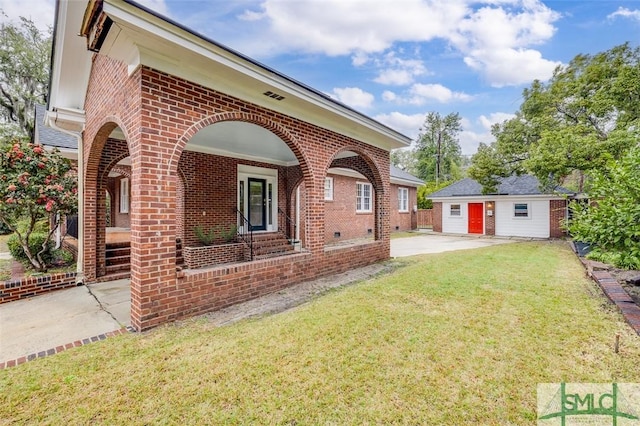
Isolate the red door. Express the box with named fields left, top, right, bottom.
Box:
left=468, top=203, right=484, bottom=234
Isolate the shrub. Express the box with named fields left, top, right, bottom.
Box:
left=194, top=224, right=238, bottom=246
left=7, top=232, right=54, bottom=265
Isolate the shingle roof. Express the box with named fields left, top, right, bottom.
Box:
left=390, top=165, right=423, bottom=186
left=428, top=175, right=574, bottom=198
left=34, top=104, right=78, bottom=150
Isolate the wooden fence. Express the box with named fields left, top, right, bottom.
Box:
left=417, top=209, right=433, bottom=228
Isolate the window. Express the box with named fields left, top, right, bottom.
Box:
left=514, top=203, right=529, bottom=218
left=119, top=178, right=129, bottom=214
left=324, top=177, right=333, bottom=201
left=450, top=204, right=461, bottom=216
left=398, top=187, right=408, bottom=212
left=356, top=182, right=372, bottom=212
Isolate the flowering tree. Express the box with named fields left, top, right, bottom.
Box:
left=0, top=138, right=77, bottom=271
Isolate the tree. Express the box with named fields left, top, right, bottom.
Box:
left=414, top=112, right=463, bottom=184
left=0, top=15, right=51, bottom=139
left=469, top=43, right=640, bottom=193
left=390, top=148, right=417, bottom=175
left=0, top=139, right=77, bottom=271
left=567, top=146, right=640, bottom=269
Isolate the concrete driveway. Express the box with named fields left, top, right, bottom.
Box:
left=391, top=232, right=517, bottom=257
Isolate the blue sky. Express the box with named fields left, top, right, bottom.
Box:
left=2, top=0, right=639, bottom=155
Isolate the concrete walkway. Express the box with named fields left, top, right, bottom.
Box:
left=0, top=280, right=130, bottom=365
left=0, top=233, right=518, bottom=367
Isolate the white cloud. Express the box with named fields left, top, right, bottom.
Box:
left=330, top=87, right=375, bottom=109
left=243, top=0, right=468, bottom=56
left=0, top=0, right=55, bottom=32
left=371, top=52, right=427, bottom=86
left=409, top=83, right=473, bottom=104
left=236, top=0, right=561, bottom=86
left=478, top=112, right=515, bottom=130
left=374, top=112, right=425, bottom=140
left=382, top=91, right=397, bottom=102
left=608, top=7, right=640, bottom=22
left=464, top=47, right=561, bottom=87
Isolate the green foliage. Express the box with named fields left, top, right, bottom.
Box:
left=418, top=180, right=455, bottom=209
left=0, top=220, right=10, bottom=235
left=194, top=224, right=238, bottom=246
left=390, top=148, right=417, bottom=176
left=7, top=232, right=53, bottom=264
left=0, top=139, right=78, bottom=271
left=0, top=15, right=51, bottom=138
left=567, top=146, right=640, bottom=270
left=414, top=112, right=463, bottom=183
left=470, top=43, right=640, bottom=193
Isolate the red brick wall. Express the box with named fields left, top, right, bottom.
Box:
left=157, top=241, right=389, bottom=329
left=183, top=243, right=247, bottom=269
left=432, top=202, right=443, bottom=232
left=325, top=173, right=375, bottom=242
left=1, top=273, right=78, bottom=304
left=550, top=199, right=567, bottom=238
left=389, top=184, right=417, bottom=232
left=83, top=55, right=392, bottom=330
left=485, top=201, right=495, bottom=236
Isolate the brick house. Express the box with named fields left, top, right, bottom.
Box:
left=428, top=175, right=573, bottom=239
left=46, top=0, right=412, bottom=330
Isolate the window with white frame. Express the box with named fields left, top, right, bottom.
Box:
left=119, top=178, right=129, bottom=214
left=514, top=203, right=529, bottom=218
left=398, top=187, right=409, bottom=212
left=356, top=182, right=372, bottom=212
left=450, top=204, right=461, bottom=216
left=324, top=177, right=334, bottom=201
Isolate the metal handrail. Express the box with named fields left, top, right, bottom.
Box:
left=278, top=207, right=297, bottom=244
left=235, top=209, right=253, bottom=260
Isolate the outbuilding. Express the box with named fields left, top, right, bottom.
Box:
left=428, top=175, right=573, bottom=239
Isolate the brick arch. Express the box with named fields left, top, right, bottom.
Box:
left=326, top=147, right=384, bottom=193
left=326, top=147, right=387, bottom=241
left=168, top=112, right=313, bottom=183
left=84, top=119, right=132, bottom=281
left=110, top=165, right=131, bottom=179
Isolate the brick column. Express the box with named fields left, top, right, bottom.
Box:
left=129, top=139, right=178, bottom=331
left=549, top=199, right=567, bottom=238
left=433, top=202, right=443, bottom=232
left=485, top=200, right=495, bottom=236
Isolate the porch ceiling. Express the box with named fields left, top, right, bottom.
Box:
left=185, top=122, right=297, bottom=166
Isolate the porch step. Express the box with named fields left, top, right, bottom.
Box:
left=251, top=232, right=295, bottom=258
left=106, top=263, right=130, bottom=275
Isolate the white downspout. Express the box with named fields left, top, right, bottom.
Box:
left=47, top=114, right=84, bottom=284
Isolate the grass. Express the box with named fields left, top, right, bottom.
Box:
left=1, top=242, right=639, bottom=424
left=0, top=234, right=9, bottom=253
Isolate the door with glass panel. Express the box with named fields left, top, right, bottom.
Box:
left=248, top=178, right=267, bottom=231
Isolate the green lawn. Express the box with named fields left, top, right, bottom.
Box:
left=1, top=242, right=639, bottom=424
left=0, top=234, right=9, bottom=253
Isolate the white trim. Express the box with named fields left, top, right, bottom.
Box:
left=324, top=177, right=334, bottom=201
left=237, top=164, right=278, bottom=232
left=119, top=178, right=130, bottom=213
left=356, top=181, right=372, bottom=213
left=186, top=143, right=296, bottom=167
left=398, top=187, right=409, bottom=212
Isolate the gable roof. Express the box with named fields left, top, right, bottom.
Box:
left=390, top=165, right=423, bottom=187
left=428, top=175, right=574, bottom=198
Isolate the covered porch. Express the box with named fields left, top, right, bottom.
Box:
left=49, top=1, right=410, bottom=330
